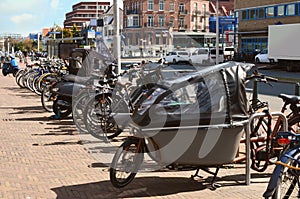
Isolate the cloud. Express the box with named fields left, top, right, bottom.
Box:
left=10, top=13, right=35, bottom=24
left=50, top=0, right=60, bottom=9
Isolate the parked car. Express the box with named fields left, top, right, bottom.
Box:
left=163, top=50, right=190, bottom=64
left=223, top=46, right=235, bottom=61
left=254, top=48, right=277, bottom=63
left=210, top=48, right=225, bottom=63
left=189, top=48, right=224, bottom=66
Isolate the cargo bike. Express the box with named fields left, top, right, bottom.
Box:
left=109, top=62, right=253, bottom=188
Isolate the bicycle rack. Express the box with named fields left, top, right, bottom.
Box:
left=245, top=111, right=288, bottom=185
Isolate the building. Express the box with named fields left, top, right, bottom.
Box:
left=99, top=5, right=123, bottom=52
left=63, top=1, right=111, bottom=29
left=235, top=0, right=300, bottom=60
left=122, top=0, right=234, bottom=57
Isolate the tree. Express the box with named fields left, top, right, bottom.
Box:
left=72, top=24, right=80, bottom=37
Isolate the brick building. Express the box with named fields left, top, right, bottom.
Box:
left=235, top=0, right=300, bottom=59
left=122, top=0, right=234, bottom=57
left=63, top=1, right=111, bottom=29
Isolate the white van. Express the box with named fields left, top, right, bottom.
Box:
left=163, top=51, right=190, bottom=64
left=189, top=48, right=224, bottom=66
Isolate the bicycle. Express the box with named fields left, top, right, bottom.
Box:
left=234, top=72, right=300, bottom=172
left=263, top=131, right=300, bottom=198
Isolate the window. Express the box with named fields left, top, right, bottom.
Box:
left=266, top=7, right=275, bottom=18
left=133, top=16, right=139, bottom=27
left=194, top=3, right=197, bottom=12
left=135, top=33, right=139, bottom=45
left=241, top=10, right=248, bottom=20
left=148, top=15, right=154, bottom=27
left=277, top=5, right=285, bottom=17
left=158, top=15, right=165, bottom=26
left=257, top=8, right=264, bottom=19
left=159, top=0, right=164, bottom=11
left=156, top=36, right=160, bottom=45
left=249, top=9, right=256, bottom=19
left=169, top=18, right=174, bottom=27
left=179, top=18, right=184, bottom=27
left=179, top=3, right=184, bottom=12
left=162, top=37, right=167, bottom=45
left=148, top=0, right=153, bottom=11
left=170, top=2, right=174, bottom=11
left=286, top=4, right=296, bottom=16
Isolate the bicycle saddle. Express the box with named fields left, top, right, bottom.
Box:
left=278, top=93, right=300, bottom=105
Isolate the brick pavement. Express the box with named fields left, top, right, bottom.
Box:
left=0, top=68, right=279, bottom=199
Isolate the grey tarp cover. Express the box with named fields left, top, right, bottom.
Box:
left=132, top=61, right=254, bottom=127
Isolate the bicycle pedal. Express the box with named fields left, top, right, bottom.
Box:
left=256, top=150, right=268, bottom=161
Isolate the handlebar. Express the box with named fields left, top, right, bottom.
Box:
left=245, top=73, right=278, bottom=83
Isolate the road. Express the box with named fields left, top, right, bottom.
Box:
left=163, top=62, right=300, bottom=96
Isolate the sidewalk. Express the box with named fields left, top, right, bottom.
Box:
left=0, top=73, right=280, bottom=199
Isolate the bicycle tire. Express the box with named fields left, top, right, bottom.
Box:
left=287, top=114, right=300, bottom=134
left=26, top=72, right=37, bottom=92
left=32, top=76, right=42, bottom=95
left=72, top=92, right=93, bottom=133
left=250, top=117, right=270, bottom=172
left=15, top=69, right=25, bottom=88
left=53, top=98, right=72, bottom=118
left=272, top=150, right=300, bottom=199
left=41, top=85, right=54, bottom=112
left=109, top=138, right=144, bottom=188
left=83, top=94, right=122, bottom=140
left=37, top=73, right=58, bottom=93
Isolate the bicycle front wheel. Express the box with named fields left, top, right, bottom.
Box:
left=110, top=138, right=144, bottom=188
left=273, top=150, right=300, bottom=199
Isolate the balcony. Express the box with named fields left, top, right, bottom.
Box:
left=178, top=25, right=188, bottom=30
left=193, top=25, right=202, bottom=31
left=126, top=10, right=141, bottom=15
left=179, top=10, right=188, bottom=15
left=192, top=10, right=202, bottom=16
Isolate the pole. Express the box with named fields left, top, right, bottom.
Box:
left=37, top=33, right=40, bottom=51
left=215, top=0, right=219, bottom=64
left=113, top=0, right=121, bottom=74
left=7, top=40, right=9, bottom=54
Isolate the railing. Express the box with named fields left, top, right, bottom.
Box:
left=179, top=10, right=188, bottom=15
left=126, top=10, right=141, bottom=15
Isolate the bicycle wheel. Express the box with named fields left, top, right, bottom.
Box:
left=15, top=69, right=25, bottom=88
left=26, top=72, right=37, bottom=92
left=84, top=95, right=122, bottom=140
left=41, top=85, right=54, bottom=112
left=37, top=73, right=58, bottom=93
left=110, top=138, right=144, bottom=188
left=273, top=150, right=300, bottom=199
left=72, top=92, right=92, bottom=133
left=288, top=115, right=300, bottom=134
left=250, top=117, right=270, bottom=172
left=32, top=76, right=42, bottom=95
left=53, top=98, right=72, bottom=118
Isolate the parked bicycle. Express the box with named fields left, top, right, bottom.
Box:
left=234, top=72, right=300, bottom=172
left=263, top=131, right=300, bottom=198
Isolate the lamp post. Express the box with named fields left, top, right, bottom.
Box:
left=215, top=0, right=219, bottom=64
left=113, top=0, right=121, bottom=73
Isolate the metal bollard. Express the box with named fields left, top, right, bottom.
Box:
left=295, top=83, right=300, bottom=96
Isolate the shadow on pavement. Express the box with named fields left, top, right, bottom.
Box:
left=51, top=172, right=272, bottom=198
left=51, top=176, right=205, bottom=199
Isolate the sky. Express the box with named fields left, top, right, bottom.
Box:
left=0, top=0, right=121, bottom=37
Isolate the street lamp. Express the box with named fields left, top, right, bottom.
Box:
left=215, top=0, right=219, bottom=64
